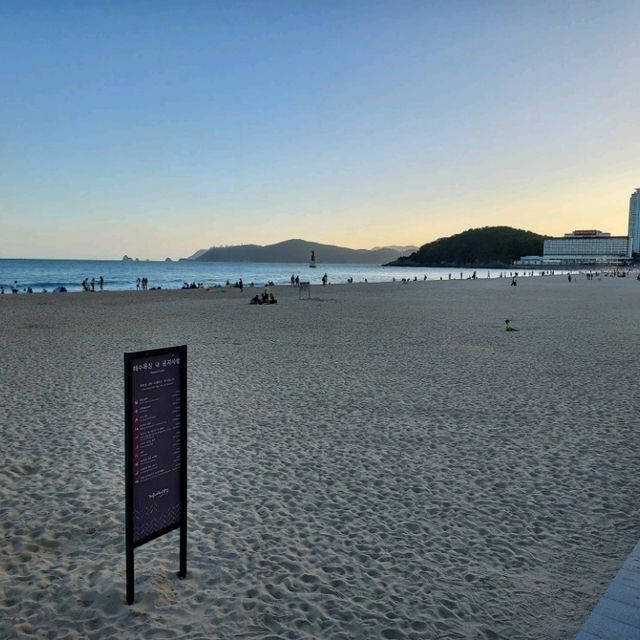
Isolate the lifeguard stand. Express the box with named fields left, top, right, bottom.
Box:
left=298, top=281, right=311, bottom=299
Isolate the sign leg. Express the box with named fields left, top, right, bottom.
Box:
left=178, top=521, right=187, bottom=579
left=126, top=545, right=135, bottom=604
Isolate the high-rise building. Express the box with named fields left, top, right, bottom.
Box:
left=629, top=188, right=640, bottom=254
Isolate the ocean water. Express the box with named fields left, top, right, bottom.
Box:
left=0, top=259, right=554, bottom=293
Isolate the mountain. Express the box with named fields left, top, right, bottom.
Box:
left=372, top=245, right=418, bottom=253
left=184, top=248, right=208, bottom=260
left=384, top=226, right=548, bottom=267
left=192, top=239, right=411, bottom=264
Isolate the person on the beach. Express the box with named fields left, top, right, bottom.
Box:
left=568, top=274, right=572, bottom=282
left=322, top=273, right=328, bottom=286
left=511, top=277, right=517, bottom=286
left=99, top=275, right=104, bottom=291
left=504, top=319, right=518, bottom=332
left=11, top=281, right=18, bottom=294
left=91, top=277, right=95, bottom=292
left=239, top=278, right=243, bottom=292
left=291, top=275, right=295, bottom=287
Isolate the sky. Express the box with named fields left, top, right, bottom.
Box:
left=1, top=0, right=639, bottom=260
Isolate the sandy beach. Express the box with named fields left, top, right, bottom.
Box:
left=1, top=275, right=639, bottom=639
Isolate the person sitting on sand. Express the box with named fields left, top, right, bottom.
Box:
left=249, top=294, right=261, bottom=305
left=269, top=293, right=277, bottom=304
left=504, top=319, right=518, bottom=332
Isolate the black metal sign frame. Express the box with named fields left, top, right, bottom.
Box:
left=124, top=345, right=187, bottom=605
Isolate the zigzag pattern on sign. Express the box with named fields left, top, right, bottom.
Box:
left=134, top=503, right=181, bottom=542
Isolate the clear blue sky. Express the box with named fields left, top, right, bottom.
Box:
left=2, top=1, right=639, bottom=259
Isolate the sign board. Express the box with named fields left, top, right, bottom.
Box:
left=124, top=345, right=187, bottom=605
left=299, top=281, right=311, bottom=299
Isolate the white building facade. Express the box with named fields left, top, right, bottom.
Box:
left=629, top=188, right=640, bottom=254
left=542, top=230, right=632, bottom=266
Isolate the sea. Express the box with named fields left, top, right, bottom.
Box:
left=0, top=259, right=558, bottom=293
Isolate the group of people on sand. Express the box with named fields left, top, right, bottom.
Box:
left=136, top=277, right=149, bottom=290
left=82, top=276, right=104, bottom=292
left=1, top=281, right=24, bottom=294
left=250, top=291, right=278, bottom=305
left=182, top=281, right=202, bottom=289
left=225, top=279, right=274, bottom=291
left=290, top=273, right=330, bottom=286
left=2, top=281, right=66, bottom=294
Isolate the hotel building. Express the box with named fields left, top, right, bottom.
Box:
left=517, top=230, right=632, bottom=266
left=629, top=188, right=640, bottom=254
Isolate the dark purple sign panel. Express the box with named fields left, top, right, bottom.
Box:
left=126, top=347, right=186, bottom=546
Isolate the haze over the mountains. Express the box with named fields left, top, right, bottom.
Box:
left=184, top=240, right=417, bottom=264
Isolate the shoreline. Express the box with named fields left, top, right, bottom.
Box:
left=0, top=269, right=596, bottom=297
left=0, top=259, right=591, bottom=295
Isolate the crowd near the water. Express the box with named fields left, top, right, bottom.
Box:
left=81, top=276, right=104, bottom=292
left=2, top=268, right=639, bottom=295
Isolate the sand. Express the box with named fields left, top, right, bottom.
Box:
left=1, top=275, right=639, bottom=639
